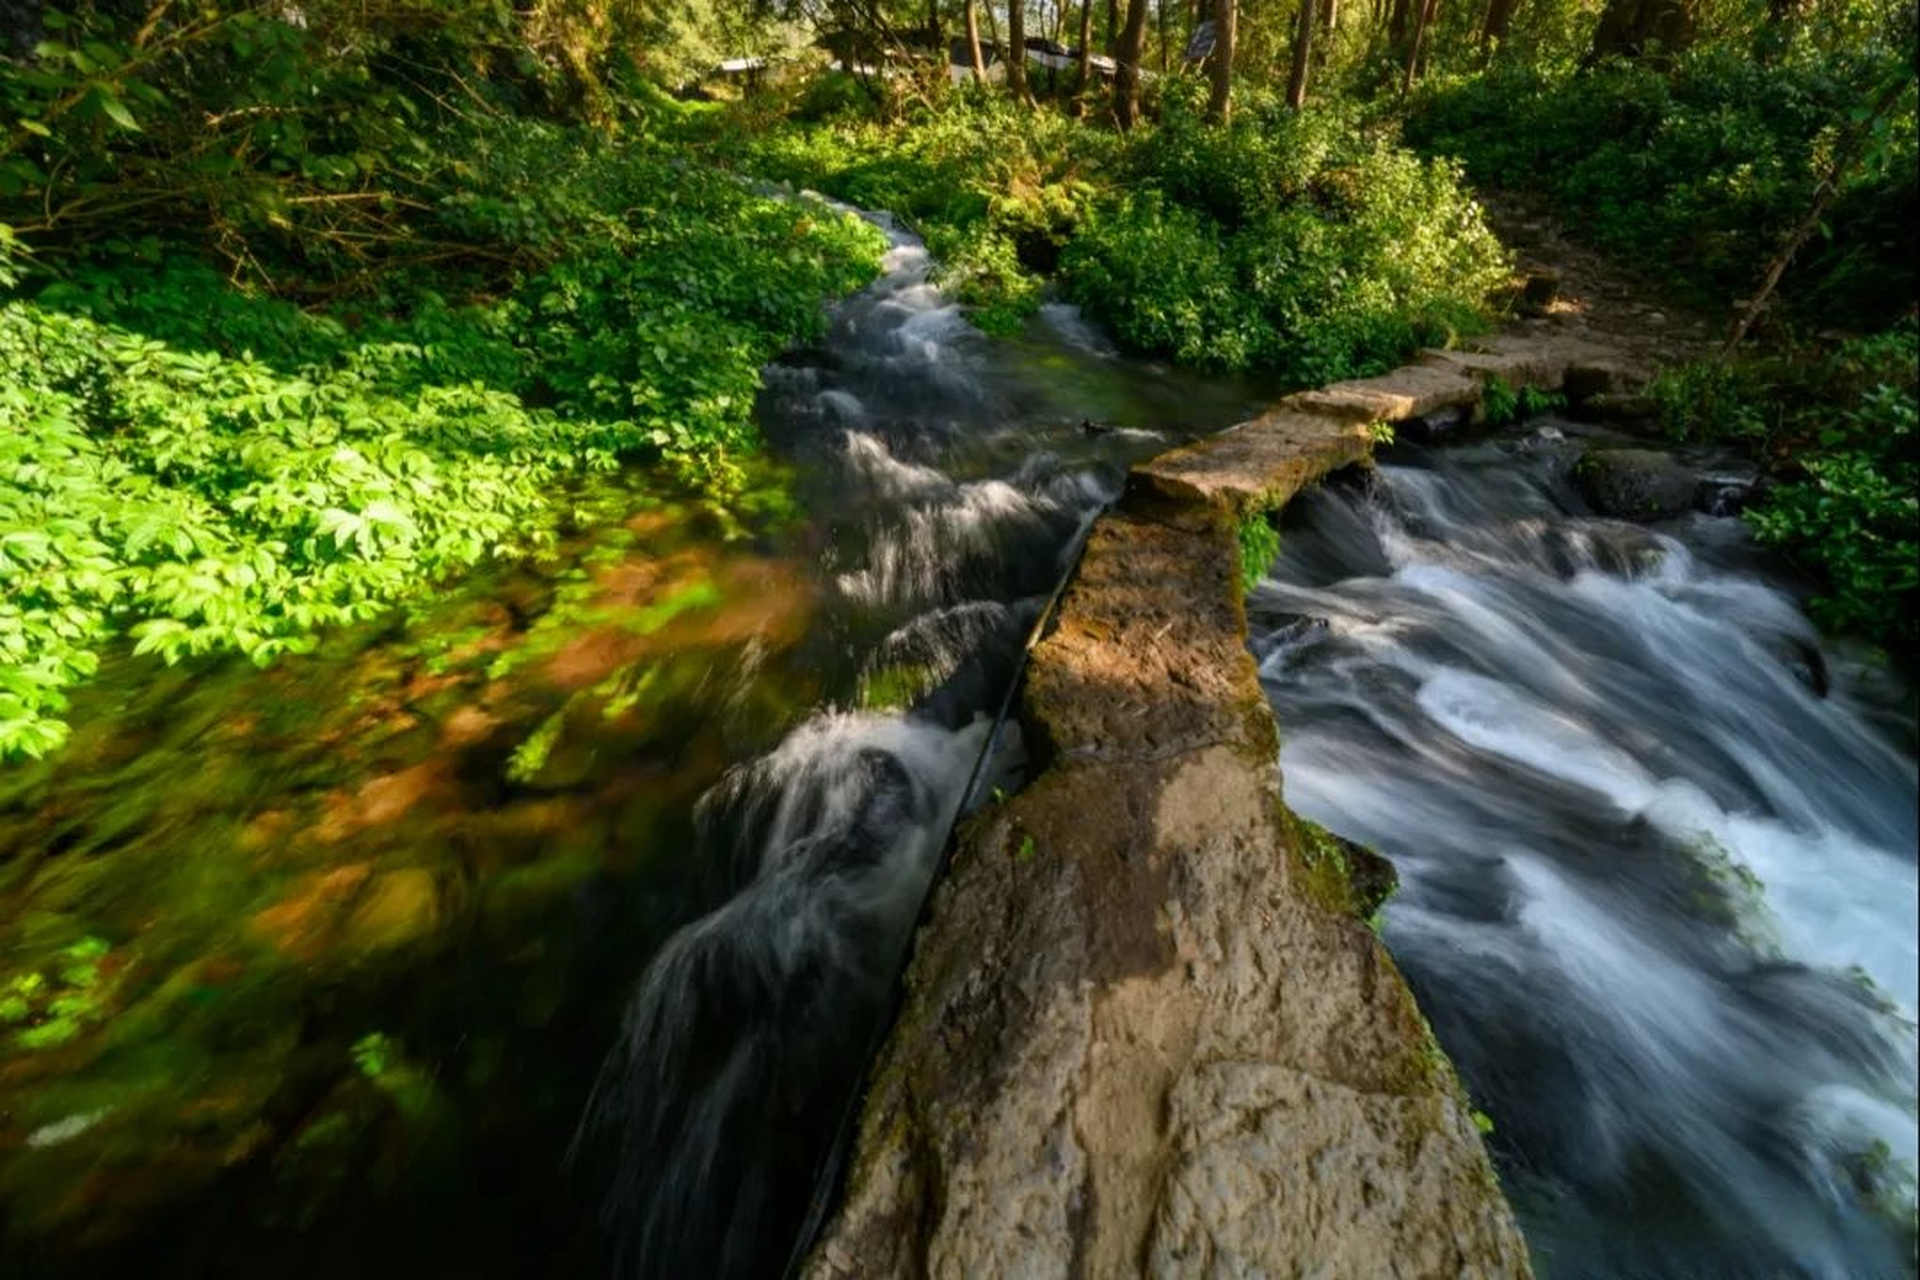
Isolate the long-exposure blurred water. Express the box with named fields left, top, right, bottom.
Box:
left=1249, top=428, right=1918, bottom=1279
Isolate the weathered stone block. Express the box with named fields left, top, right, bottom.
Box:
left=1283, top=364, right=1482, bottom=424
left=1131, top=410, right=1370, bottom=517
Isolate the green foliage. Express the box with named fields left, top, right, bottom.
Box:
left=1650, top=360, right=1773, bottom=443
left=1657, top=324, right=1918, bottom=654
left=1063, top=88, right=1507, bottom=384
left=738, top=96, right=1106, bottom=332
left=1748, top=382, right=1918, bottom=645
left=1, top=937, right=115, bottom=1050
left=1238, top=513, right=1284, bottom=591
left=351, top=1032, right=397, bottom=1081
left=1408, top=48, right=1918, bottom=330
left=0, top=127, right=882, bottom=761
left=733, top=85, right=1504, bottom=383
left=1481, top=376, right=1566, bottom=426
left=1482, top=375, right=1520, bottom=426
left=0, top=1, right=788, bottom=278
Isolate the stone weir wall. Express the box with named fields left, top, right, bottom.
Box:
left=806, top=335, right=1640, bottom=1280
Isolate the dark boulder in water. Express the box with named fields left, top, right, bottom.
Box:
left=1574, top=447, right=1699, bottom=521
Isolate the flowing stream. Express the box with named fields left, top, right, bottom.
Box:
left=1248, top=430, right=1919, bottom=1279
left=7, top=207, right=1916, bottom=1280
left=572, top=212, right=1280, bottom=1277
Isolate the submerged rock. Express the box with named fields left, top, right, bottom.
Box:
left=1575, top=447, right=1699, bottom=521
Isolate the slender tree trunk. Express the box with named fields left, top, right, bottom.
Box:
left=1008, top=0, right=1032, bottom=99
left=1114, top=0, right=1150, bottom=125
left=1077, top=0, right=1096, bottom=87
left=1287, top=0, right=1316, bottom=107
left=1401, top=0, right=1437, bottom=92
left=1207, top=0, right=1236, bottom=120
left=1388, top=0, right=1411, bottom=50
left=966, top=0, right=990, bottom=79
left=1107, top=0, right=1119, bottom=50
left=1479, top=0, right=1516, bottom=53
left=1158, top=0, right=1170, bottom=73
left=1322, top=0, right=1337, bottom=38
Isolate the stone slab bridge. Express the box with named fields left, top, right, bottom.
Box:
left=807, top=334, right=1642, bottom=1280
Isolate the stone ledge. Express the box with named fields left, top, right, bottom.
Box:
left=1131, top=411, right=1370, bottom=518
left=1282, top=363, right=1483, bottom=424
left=1417, top=333, right=1622, bottom=394
left=1021, top=511, right=1265, bottom=765
left=803, top=329, right=1663, bottom=1279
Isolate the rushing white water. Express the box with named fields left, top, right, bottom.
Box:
left=1251, top=431, right=1919, bottom=1279
left=581, top=208, right=1274, bottom=1279
left=578, top=712, right=991, bottom=1279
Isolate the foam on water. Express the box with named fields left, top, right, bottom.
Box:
left=1252, top=433, right=1919, bottom=1278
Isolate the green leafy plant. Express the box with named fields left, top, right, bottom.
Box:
left=0, top=125, right=883, bottom=761
left=1238, top=514, right=1284, bottom=590
left=1655, top=324, right=1918, bottom=655
left=1, top=937, right=115, bottom=1050
left=1408, top=48, right=1917, bottom=332
left=1481, top=375, right=1520, bottom=425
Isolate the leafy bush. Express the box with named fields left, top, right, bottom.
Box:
left=736, top=96, right=1108, bottom=332
left=0, top=134, right=884, bottom=761
left=736, top=84, right=1505, bottom=380
left=1059, top=195, right=1258, bottom=366
left=1065, top=87, right=1507, bottom=383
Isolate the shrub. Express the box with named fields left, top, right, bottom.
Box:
left=1065, top=90, right=1507, bottom=384
left=0, top=132, right=884, bottom=761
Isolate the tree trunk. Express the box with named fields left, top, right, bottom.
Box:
left=1401, top=0, right=1437, bottom=92
left=1583, top=0, right=1695, bottom=67
left=1479, top=0, right=1517, bottom=52
left=966, top=0, right=989, bottom=79
left=1322, top=0, right=1337, bottom=38
left=1287, top=0, right=1316, bottom=108
left=1207, top=0, right=1236, bottom=119
left=1008, top=0, right=1032, bottom=99
left=1159, top=0, right=1170, bottom=73
left=1388, top=0, right=1411, bottom=51
left=1114, top=0, right=1150, bottom=126
left=1078, top=0, right=1096, bottom=87
left=1107, top=0, right=1120, bottom=51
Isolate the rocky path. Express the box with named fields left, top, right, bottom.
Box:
left=1479, top=187, right=1720, bottom=371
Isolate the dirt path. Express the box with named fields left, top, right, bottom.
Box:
left=1476, top=187, right=1720, bottom=372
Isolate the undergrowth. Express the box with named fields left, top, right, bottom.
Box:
left=0, top=128, right=884, bottom=761
left=732, top=82, right=1507, bottom=380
